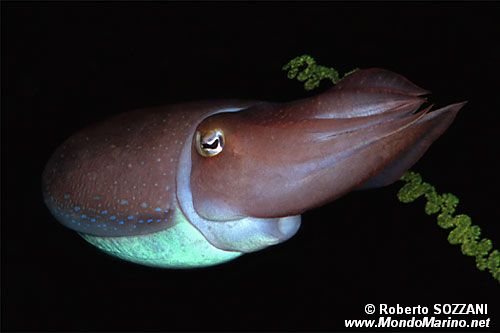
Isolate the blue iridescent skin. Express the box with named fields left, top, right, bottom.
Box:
left=42, top=69, right=464, bottom=268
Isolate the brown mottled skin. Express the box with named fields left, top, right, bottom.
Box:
left=43, top=69, right=464, bottom=240
left=43, top=101, right=258, bottom=236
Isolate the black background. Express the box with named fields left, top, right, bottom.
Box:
left=2, top=2, right=500, bottom=332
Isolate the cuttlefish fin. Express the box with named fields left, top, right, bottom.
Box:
left=359, top=102, right=466, bottom=189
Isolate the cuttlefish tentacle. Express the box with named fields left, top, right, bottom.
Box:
left=359, top=102, right=465, bottom=189
left=42, top=68, right=465, bottom=268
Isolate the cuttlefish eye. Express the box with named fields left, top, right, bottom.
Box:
left=195, top=128, right=225, bottom=157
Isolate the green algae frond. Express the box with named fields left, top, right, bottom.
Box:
left=282, top=54, right=357, bottom=91
left=398, top=171, right=499, bottom=283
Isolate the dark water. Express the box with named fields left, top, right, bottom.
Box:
left=2, top=2, right=499, bottom=331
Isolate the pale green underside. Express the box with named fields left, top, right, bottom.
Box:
left=79, top=207, right=242, bottom=268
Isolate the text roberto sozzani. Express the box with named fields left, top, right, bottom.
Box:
left=345, top=303, right=491, bottom=329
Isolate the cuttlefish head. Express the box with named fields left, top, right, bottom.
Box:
left=188, top=69, right=464, bottom=224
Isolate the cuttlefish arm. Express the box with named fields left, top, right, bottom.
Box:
left=42, top=68, right=465, bottom=268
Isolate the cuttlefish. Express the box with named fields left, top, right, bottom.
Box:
left=42, top=69, right=465, bottom=268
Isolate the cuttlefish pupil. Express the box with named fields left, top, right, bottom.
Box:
left=42, top=68, right=465, bottom=268
left=196, top=128, right=225, bottom=157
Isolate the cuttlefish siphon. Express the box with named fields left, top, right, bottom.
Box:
left=42, top=68, right=465, bottom=268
